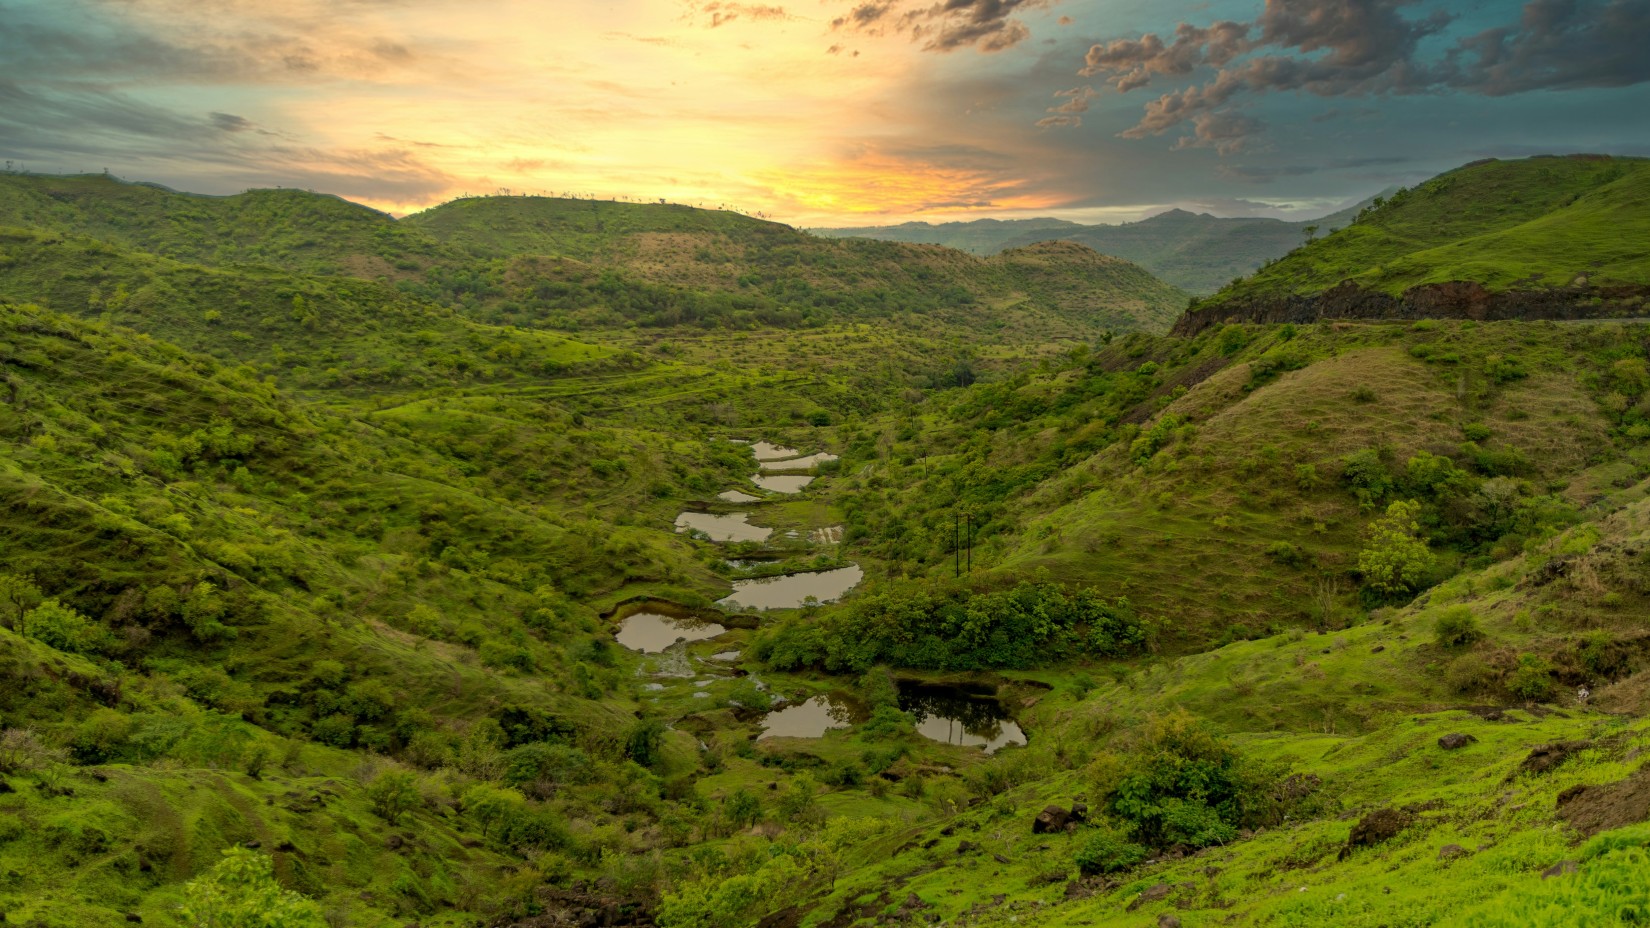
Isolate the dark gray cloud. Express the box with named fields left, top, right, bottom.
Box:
left=831, top=0, right=1059, bottom=53
left=1077, top=0, right=1650, bottom=152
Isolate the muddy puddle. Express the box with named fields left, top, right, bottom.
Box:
left=760, top=452, right=839, bottom=472
left=752, top=474, right=814, bottom=494
left=718, top=564, right=863, bottom=610
left=750, top=441, right=802, bottom=461
left=675, top=511, right=772, bottom=543
left=758, top=695, right=859, bottom=740
left=898, top=682, right=1026, bottom=754
left=614, top=609, right=726, bottom=653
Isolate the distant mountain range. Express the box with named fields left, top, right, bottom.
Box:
left=814, top=197, right=1381, bottom=295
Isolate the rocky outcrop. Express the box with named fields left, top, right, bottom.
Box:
left=1171, top=281, right=1650, bottom=337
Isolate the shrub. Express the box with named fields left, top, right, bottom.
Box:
left=21, top=598, right=95, bottom=653
left=367, top=769, right=420, bottom=824
left=1075, top=827, right=1149, bottom=875
left=1434, top=607, right=1484, bottom=648
left=1341, top=449, right=1392, bottom=506
left=1105, top=710, right=1276, bottom=850
left=180, top=847, right=327, bottom=928
left=1507, top=654, right=1555, bottom=702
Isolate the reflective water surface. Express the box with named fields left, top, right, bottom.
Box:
left=675, top=511, right=772, bottom=543
left=752, top=474, right=814, bottom=494
left=718, top=564, right=863, bottom=610
left=614, top=611, right=726, bottom=653
left=897, top=682, right=1026, bottom=754
left=758, top=695, right=857, bottom=739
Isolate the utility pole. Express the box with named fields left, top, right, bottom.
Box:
left=966, top=512, right=973, bottom=574
left=953, top=512, right=960, bottom=578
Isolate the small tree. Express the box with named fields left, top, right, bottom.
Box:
left=367, top=769, right=420, bottom=824
left=1358, top=500, right=1432, bottom=597
left=180, top=847, right=326, bottom=928
left=0, top=573, right=43, bottom=630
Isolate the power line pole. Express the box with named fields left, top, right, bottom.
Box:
left=953, top=511, right=960, bottom=579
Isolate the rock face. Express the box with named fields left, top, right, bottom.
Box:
left=1171, top=281, right=1650, bottom=337
left=1438, top=733, right=1478, bottom=750
left=1033, top=805, right=1072, bottom=834
left=1339, top=808, right=1414, bottom=860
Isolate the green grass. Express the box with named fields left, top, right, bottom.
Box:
left=1202, top=156, right=1650, bottom=306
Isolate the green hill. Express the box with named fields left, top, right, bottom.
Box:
left=1180, top=156, right=1650, bottom=333
left=3, top=171, right=1650, bottom=928
left=0, top=173, right=1188, bottom=337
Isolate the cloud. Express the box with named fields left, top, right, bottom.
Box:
left=690, top=2, right=792, bottom=28
left=209, top=112, right=256, bottom=133
left=1036, top=85, right=1093, bottom=127
left=1217, top=162, right=1318, bottom=183
left=1079, top=0, right=1650, bottom=154
left=1171, top=110, right=1265, bottom=154
left=831, top=0, right=1059, bottom=53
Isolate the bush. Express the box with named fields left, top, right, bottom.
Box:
left=1434, top=607, right=1484, bottom=648
left=1105, top=710, right=1276, bottom=850
left=367, top=769, right=420, bottom=823
left=1074, top=827, right=1149, bottom=875
left=180, top=847, right=327, bottom=928
left=1507, top=654, right=1555, bottom=702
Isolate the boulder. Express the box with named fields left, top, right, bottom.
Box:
left=1518, top=741, right=1589, bottom=776
left=1033, top=805, right=1071, bottom=834
left=1159, top=917, right=1183, bottom=928
left=1438, top=733, right=1478, bottom=750
left=1437, top=844, right=1468, bottom=860
left=1125, top=883, right=1172, bottom=912
left=1542, top=860, right=1579, bottom=879
left=1339, top=808, right=1414, bottom=860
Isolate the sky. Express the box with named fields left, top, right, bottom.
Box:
left=1, top=0, right=1648, bottom=225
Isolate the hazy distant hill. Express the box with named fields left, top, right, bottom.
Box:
left=818, top=198, right=1378, bottom=295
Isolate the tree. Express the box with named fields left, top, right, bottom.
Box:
left=180, top=847, right=326, bottom=928
left=0, top=573, right=42, bottom=630
left=1358, top=500, right=1433, bottom=596
left=21, top=598, right=91, bottom=653
left=1302, top=224, right=1320, bottom=244
left=367, top=769, right=420, bottom=824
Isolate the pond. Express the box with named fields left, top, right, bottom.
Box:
left=750, top=441, right=802, bottom=461
left=675, top=511, right=772, bottom=543
left=897, top=682, right=1026, bottom=754
left=758, top=695, right=859, bottom=740
left=614, top=610, right=727, bottom=653
left=717, top=564, right=863, bottom=611
left=759, top=452, right=838, bottom=472
left=717, top=490, right=763, bottom=503
left=752, top=474, right=814, bottom=494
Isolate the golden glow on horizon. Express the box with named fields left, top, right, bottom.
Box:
left=93, top=0, right=1070, bottom=223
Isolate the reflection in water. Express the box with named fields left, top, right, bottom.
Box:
left=675, top=511, right=772, bottom=543
left=750, top=441, right=802, bottom=461
left=718, top=490, right=763, bottom=503
left=718, top=565, right=863, bottom=611
left=760, top=452, right=839, bottom=472
left=898, top=683, right=1027, bottom=754
left=614, top=612, right=726, bottom=653
left=752, top=474, right=814, bottom=494
left=759, top=696, right=855, bottom=739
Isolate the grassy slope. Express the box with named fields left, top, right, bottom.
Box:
left=1206, top=156, right=1650, bottom=304
left=0, top=174, right=1188, bottom=336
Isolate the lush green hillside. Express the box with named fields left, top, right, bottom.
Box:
left=3, top=171, right=1650, bottom=928
left=0, top=173, right=1189, bottom=337
left=1202, top=156, right=1650, bottom=306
